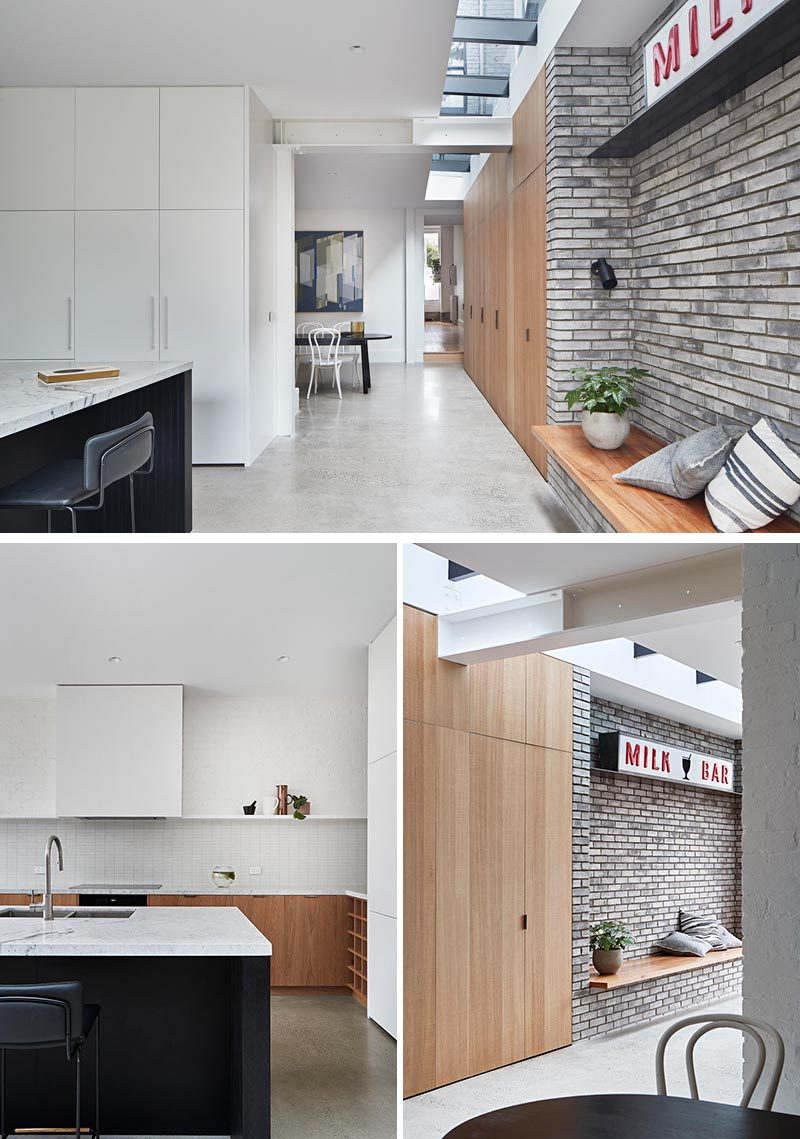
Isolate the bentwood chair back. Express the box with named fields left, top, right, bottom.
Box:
left=307, top=327, right=343, bottom=400
left=296, top=322, right=321, bottom=379
left=656, top=1013, right=785, bottom=1110
left=0, top=982, right=101, bottom=1137
left=334, top=321, right=361, bottom=388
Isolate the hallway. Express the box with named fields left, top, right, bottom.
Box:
left=425, top=320, right=464, bottom=353
left=193, top=363, right=576, bottom=533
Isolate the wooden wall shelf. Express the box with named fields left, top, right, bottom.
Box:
left=589, top=947, right=742, bottom=991
left=592, top=1, right=800, bottom=159
left=347, top=896, right=368, bottom=1008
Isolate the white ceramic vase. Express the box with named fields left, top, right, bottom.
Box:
left=581, top=409, right=631, bottom=450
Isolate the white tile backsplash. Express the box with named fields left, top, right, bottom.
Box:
left=0, top=817, right=366, bottom=893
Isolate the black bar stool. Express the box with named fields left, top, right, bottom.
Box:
left=0, top=982, right=100, bottom=1138
left=0, top=411, right=154, bottom=533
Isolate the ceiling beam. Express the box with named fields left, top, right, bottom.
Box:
left=443, top=74, right=510, bottom=99
left=453, top=16, right=538, bottom=46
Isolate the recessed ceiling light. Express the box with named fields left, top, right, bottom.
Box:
left=108, top=656, right=122, bottom=664
left=350, top=44, right=366, bottom=54
left=276, top=655, right=290, bottom=664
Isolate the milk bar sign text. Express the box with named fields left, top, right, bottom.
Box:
left=598, top=732, right=734, bottom=793
left=645, top=0, right=787, bottom=106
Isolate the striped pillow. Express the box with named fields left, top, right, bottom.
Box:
left=679, top=909, right=723, bottom=948
left=705, top=418, right=800, bottom=532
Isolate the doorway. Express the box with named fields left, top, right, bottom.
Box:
left=424, top=225, right=464, bottom=360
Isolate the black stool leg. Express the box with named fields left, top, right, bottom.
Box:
left=94, top=1016, right=100, bottom=1138
left=75, top=1044, right=81, bottom=1139
left=129, top=475, right=136, bottom=534
left=66, top=507, right=77, bottom=534
left=1, top=1047, right=5, bottom=1139
left=47, top=509, right=52, bottom=534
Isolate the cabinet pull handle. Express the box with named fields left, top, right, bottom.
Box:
left=66, top=297, right=72, bottom=352
left=525, top=328, right=530, bottom=342
left=522, top=914, right=528, bottom=930
left=480, top=307, right=484, bottom=324
left=495, top=310, right=499, bottom=330
left=149, top=296, right=156, bottom=351
left=163, top=296, right=169, bottom=351
left=470, top=305, right=473, bottom=319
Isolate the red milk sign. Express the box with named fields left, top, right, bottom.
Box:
left=644, top=0, right=787, bottom=106
left=599, top=731, right=735, bottom=793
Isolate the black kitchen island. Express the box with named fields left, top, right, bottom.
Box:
left=0, top=362, right=192, bottom=532
left=0, top=906, right=270, bottom=1136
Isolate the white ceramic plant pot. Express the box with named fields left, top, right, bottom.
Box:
left=581, top=410, right=631, bottom=450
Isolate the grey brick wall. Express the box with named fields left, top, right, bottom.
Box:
left=548, top=459, right=616, bottom=532
left=547, top=2, right=800, bottom=523
left=572, top=692, right=743, bottom=1041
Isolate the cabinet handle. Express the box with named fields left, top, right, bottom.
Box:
left=66, top=297, right=72, bottom=352
left=470, top=305, right=473, bottom=319
left=525, top=328, right=531, bottom=342
left=495, top=310, right=499, bottom=330
left=522, top=914, right=528, bottom=930
left=480, top=307, right=484, bottom=324
left=149, top=296, right=156, bottom=351
left=163, top=296, right=169, bottom=351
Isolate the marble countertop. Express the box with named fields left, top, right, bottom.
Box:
left=0, top=361, right=192, bottom=441
left=0, top=904, right=271, bottom=957
left=3, top=884, right=367, bottom=898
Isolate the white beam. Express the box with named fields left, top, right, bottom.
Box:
left=412, top=117, right=513, bottom=151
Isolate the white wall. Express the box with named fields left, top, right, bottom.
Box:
left=246, top=88, right=276, bottom=462
left=742, top=545, right=800, bottom=1113
left=295, top=207, right=407, bottom=363
left=453, top=223, right=464, bottom=325
left=367, top=616, right=398, bottom=1038
left=0, top=700, right=55, bottom=817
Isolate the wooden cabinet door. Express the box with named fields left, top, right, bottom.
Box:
left=403, top=605, right=469, bottom=730
left=233, top=896, right=286, bottom=984
left=283, top=895, right=349, bottom=986
left=511, top=68, right=546, bottom=192
left=511, top=166, right=548, bottom=473
left=469, top=655, right=526, bottom=742
left=468, top=734, right=527, bottom=1076
left=0, top=894, right=32, bottom=907
left=524, top=745, right=572, bottom=1056
left=526, top=654, right=573, bottom=752
left=0, top=211, right=74, bottom=360
left=148, top=894, right=233, bottom=906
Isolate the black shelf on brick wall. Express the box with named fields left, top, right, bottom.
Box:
left=591, top=0, right=800, bottom=160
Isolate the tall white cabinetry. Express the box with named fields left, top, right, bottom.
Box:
left=0, top=86, right=274, bottom=465
left=367, top=617, right=398, bottom=1039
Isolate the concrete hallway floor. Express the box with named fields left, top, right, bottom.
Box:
left=272, top=993, right=396, bottom=1139
left=193, top=363, right=577, bottom=533
left=404, top=996, right=743, bottom=1139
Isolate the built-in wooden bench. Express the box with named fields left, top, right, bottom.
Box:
left=532, top=424, right=800, bottom=534
left=589, top=947, right=743, bottom=991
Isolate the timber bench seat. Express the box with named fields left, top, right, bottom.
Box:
left=532, top=424, right=800, bottom=534
left=588, top=947, right=743, bottom=991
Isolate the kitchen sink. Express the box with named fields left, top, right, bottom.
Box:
left=0, top=907, right=135, bottom=919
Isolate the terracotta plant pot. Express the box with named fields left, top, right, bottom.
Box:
left=593, top=948, right=623, bottom=975
left=581, top=409, right=631, bottom=450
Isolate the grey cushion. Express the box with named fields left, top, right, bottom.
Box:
left=706, top=417, right=800, bottom=532
left=655, top=931, right=712, bottom=957
left=613, top=426, right=740, bottom=499
left=679, top=909, right=723, bottom=947
left=710, top=925, right=742, bottom=950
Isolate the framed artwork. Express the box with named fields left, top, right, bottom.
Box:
left=296, top=230, right=364, bottom=313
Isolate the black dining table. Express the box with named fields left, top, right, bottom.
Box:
left=294, top=331, right=392, bottom=394
left=443, top=1095, right=798, bottom=1139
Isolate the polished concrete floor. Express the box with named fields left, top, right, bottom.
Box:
left=404, top=996, right=743, bottom=1139
left=272, top=993, right=396, bottom=1139
left=193, top=362, right=576, bottom=533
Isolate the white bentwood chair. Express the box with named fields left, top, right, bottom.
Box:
left=307, top=327, right=343, bottom=400
left=296, top=322, right=322, bottom=381
left=656, top=1013, right=785, bottom=1110
left=334, top=322, right=362, bottom=388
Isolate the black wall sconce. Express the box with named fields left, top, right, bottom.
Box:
left=591, top=258, right=618, bottom=290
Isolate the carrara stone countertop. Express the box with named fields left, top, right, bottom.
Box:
left=0, top=360, right=192, bottom=441
left=0, top=904, right=272, bottom=957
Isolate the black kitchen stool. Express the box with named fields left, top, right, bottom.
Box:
left=0, top=982, right=100, bottom=1138
left=0, top=411, right=154, bottom=533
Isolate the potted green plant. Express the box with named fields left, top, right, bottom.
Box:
left=425, top=241, right=442, bottom=284
left=288, top=793, right=310, bottom=821
left=566, top=366, right=650, bottom=450
left=590, top=919, right=634, bottom=975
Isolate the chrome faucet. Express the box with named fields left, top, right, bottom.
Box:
left=43, top=834, right=64, bottom=921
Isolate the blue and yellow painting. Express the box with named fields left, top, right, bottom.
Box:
left=296, top=230, right=364, bottom=313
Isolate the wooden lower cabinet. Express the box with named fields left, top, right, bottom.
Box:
left=0, top=893, right=78, bottom=907
left=147, top=893, right=349, bottom=988
left=0, top=893, right=33, bottom=906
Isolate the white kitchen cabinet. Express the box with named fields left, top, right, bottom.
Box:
left=0, top=88, right=75, bottom=210
left=56, top=686, right=183, bottom=818
left=368, top=750, right=397, bottom=921
left=368, top=618, right=397, bottom=766
left=0, top=212, right=74, bottom=359
left=160, top=209, right=245, bottom=463
left=368, top=910, right=398, bottom=1039
left=159, top=87, right=244, bottom=209
left=75, top=88, right=159, bottom=210
left=75, top=211, right=159, bottom=361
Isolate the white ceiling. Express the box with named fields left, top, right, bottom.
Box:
left=637, top=608, right=743, bottom=689
left=0, top=544, right=396, bottom=700
left=560, top=0, right=669, bottom=47
left=296, top=153, right=433, bottom=209
left=0, top=0, right=459, bottom=119
left=421, top=542, right=737, bottom=596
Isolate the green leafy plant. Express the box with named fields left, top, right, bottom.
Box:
left=590, top=920, right=635, bottom=951
left=425, top=241, right=442, bottom=283
left=566, top=366, right=650, bottom=417
left=288, top=793, right=309, bottom=821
